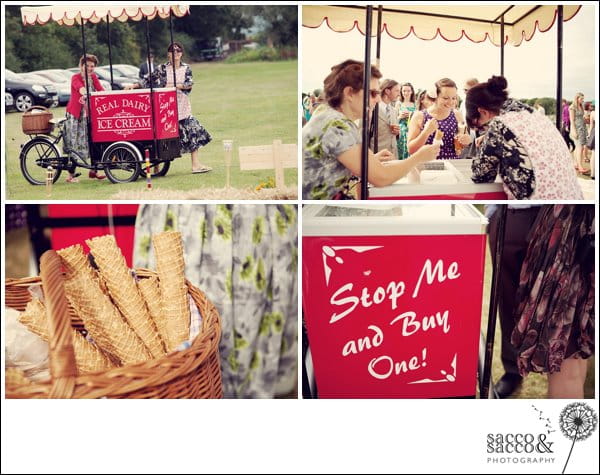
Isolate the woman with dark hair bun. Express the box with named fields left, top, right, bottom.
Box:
left=302, top=59, right=440, bottom=200
left=465, top=75, right=583, bottom=199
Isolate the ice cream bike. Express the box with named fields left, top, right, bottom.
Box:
left=19, top=5, right=189, bottom=184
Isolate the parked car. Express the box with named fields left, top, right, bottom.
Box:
left=24, top=71, right=71, bottom=105
left=199, top=38, right=224, bottom=61
left=46, top=68, right=112, bottom=92
left=5, top=69, right=58, bottom=112
left=5, top=91, right=14, bottom=110
left=101, top=64, right=140, bottom=78
left=67, top=66, right=135, bottom=90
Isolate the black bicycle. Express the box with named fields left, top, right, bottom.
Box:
left=19, top=118, right=172, bottom=185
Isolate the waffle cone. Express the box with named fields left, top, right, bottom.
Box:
left=152, top=232, right=190, bottom=351
left=57, top=244, right=108, bottom=294
left=86, top=235, right=165, bottom=358
left=19, top=298, right=117, bottom=374
left=5, top=368, right=32, bottom=388
left=64, top=273, right=152, bottom=365
left=138, top=276, right=169, bottom=345
left=435, top=129, right=444, bottom=141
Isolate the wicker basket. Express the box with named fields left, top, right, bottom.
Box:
left=22, top=106, right=54, bottom=135
left=5, top=251, right=223, bottom=399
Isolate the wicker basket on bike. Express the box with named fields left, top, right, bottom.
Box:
left=22, top=106, right=54, bottom=135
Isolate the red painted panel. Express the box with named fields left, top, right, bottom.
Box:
left=303, top=234, right=487, bottom=398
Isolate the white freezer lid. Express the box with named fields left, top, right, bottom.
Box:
left=303, top=204, right=488, bottom=236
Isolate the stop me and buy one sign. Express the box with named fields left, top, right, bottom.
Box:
left=302, top=234, right=487, bottom=398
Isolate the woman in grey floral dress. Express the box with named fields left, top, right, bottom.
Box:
left=134, top=204, right=298, bottom=398
left=130, top=42, right=213, bottom=173
left=569, top=92, right=590, bottom=174
left=302, top=59, right=439, bottom=199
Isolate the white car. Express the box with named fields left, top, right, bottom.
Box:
left=5, top=91, right=14, bottom=110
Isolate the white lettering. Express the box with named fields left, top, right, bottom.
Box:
left=367, top=348, right=427, bottom=380
left=412, top=259, right=461, bottom=298
left=329, top=283, right=358, bottom=324
left=390, top=310, right=450, bottom=336
left=341, top=325, right=384, bottom=356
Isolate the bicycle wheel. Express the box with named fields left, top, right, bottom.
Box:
left=19, top=136, right=64, bottom=185
left=151, top=160, right=171, bottom=177
left=101, top=142, right=142, bottom=184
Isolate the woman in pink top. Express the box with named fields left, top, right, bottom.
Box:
left=64, top=54, right=105, bottom=183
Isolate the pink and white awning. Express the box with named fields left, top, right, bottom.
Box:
left=21, top=5, right=190, bottom=26
left=302, top=5, right=582, bottom=46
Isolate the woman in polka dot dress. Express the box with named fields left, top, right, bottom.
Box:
left=407, top=78, right=471, bottom=160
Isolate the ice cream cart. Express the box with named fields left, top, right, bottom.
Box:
left=19, top=5, right=188, bottom=184
left=302, top=204, right=488, bottom=398
left=369, top=160, right=507, bottom=200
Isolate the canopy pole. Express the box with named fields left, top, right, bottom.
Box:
left=372, top=5, right=382, bottom=153
left=168, top=10, right=177, bottom=95
left=106, top=15, right=114, bottom=86
left=360, top=6, right=373, bottom=200
left=481, top=205, right=507, bottom=399
left=556, top=6, right=564, bottom=131
left=145, top=17, right=159, bottom=158
left=80, top=18, right=93, bottom=170
left=500, top=15, right=505, bottom=76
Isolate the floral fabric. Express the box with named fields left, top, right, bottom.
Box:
left=134, top=204, right=298, bottom=398
left=303, top=104, right=361, bottom=200
left=511, top=205, right=595, bottom=376
left=472, top=99, right=583, bottom=200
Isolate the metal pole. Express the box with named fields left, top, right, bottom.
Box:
left=500, top=15, right=505, bottom=76
left=480, top=205, right=508, bottom=399
left=360, top=6, right=373, bottom=200
left=80, top=18, right=93, bottom=169
left=372, top=6, right=382, bottom=153
left=145, top=17, right=158, bottom=158
left=106, top=14, right=114, bottom=86
left=168, top=10, right=177, bottom=93
left=556, top=6, right=564, bottom=131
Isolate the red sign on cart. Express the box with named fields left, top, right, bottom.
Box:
left=90, top=89, right=178, bottom=143
left=303, top=234, right=487, bottom=398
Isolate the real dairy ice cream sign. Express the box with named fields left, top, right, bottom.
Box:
left=90, top=90, right=178, bottom=142
left=302, top=234, right=486, bottom=398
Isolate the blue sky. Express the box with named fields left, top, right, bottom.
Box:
left=302, top=4, right=597, bottom=102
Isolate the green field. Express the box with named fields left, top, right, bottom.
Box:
left=5, top=60, right=298, bottom=200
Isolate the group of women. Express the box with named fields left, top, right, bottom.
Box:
left=303, top=59, right=585, bottom=201
left=62, top=43, right=212, bottom=183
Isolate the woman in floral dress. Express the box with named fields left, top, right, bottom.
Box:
left=131, top=42, right=212, bottom=173
left=511, top=204, right=594, bottom=398
left=134, top=204, right=298, bottom=398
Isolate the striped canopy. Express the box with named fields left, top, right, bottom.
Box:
left=303, top=5, right=582, bottom=46
left=21, top=5, right=190, bottom=26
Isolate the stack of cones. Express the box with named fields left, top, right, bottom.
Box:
left=13, top=231, right=197, bottom=378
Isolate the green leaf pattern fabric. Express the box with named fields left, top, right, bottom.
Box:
left=133, top=204, right=298, bottom=398
left=302, top=104, right=361, bottom=199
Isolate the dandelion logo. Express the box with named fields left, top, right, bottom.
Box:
left=559, top=402, right=597, bottom=474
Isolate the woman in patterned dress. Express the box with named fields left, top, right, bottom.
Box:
left=63, top=54, right=106, bottom=183
left=569, top=92, right=590, bottom=175
left=407, top=78, right=471, bottom=160
left=134, top=204, right=298, bottom=398
left=396, top=82, right=416, bottom=160
left=511, top=205, right=594, bottom=398
left=130, top=42, right=213, bottom=173
left=302, top=60, right=440, bottom=200
left=465, top=76, right=583, bottom=200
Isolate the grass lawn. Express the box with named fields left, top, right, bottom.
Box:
left=4, top=60, right=298, bottom=200
left=477, top=210, right=595, bottom=399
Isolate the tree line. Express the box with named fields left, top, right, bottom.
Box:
left=5, top=5, right=297, bottom=72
